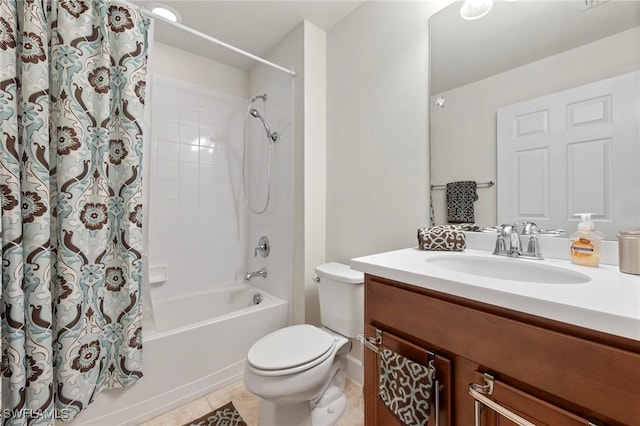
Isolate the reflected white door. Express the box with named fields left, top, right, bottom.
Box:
left=497, top=70, right=639, bottom=238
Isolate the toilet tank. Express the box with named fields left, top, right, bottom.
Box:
left=315, top=262, right=364, bottom=338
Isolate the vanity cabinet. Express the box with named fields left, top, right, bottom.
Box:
left=363, top=275, right=640, bottom=426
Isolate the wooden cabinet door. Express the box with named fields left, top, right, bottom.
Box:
left=471, top=372, right=593, bottom=426
left=364, top=325, right=452, bottom=426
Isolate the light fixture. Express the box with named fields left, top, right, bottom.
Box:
left=460, top=0, right=494, bottom=20
left=148, top=2, right=181, bottom=23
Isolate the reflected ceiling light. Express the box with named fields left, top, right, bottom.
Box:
left=148, top=2, right=181, bottom=23
left=460, top=0, right=494, bottom=20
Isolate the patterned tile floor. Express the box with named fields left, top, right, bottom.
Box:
left=139, top=378, right=364, bottom=426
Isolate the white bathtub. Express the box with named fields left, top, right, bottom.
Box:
left=72, top=284, right=288, bottom=425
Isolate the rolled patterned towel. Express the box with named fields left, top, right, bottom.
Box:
left=417, top=225, right=466, bottom=251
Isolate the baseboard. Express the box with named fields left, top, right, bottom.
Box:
left=346, top=353, right=363, bottom=386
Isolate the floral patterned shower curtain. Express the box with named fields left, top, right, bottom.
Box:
left=0, top=1, right=148, bottom=423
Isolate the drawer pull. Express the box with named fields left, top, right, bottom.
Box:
left=469, top=374, right=536, bottom=426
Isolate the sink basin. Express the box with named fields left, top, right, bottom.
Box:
left=425, top=254, right=591, bottom=284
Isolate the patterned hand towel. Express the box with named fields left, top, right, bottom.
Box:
left=446, top=181, right=478, bottom=223
left=379, top=347, right=436, bottom=425
left=417, top=225, right=466, bottom=251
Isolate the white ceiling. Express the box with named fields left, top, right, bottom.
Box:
left=132, top=1, right=640, bottom=89
left=132, top=0, right=365, bottom=71
left=431, top=0, right=640, bottom=94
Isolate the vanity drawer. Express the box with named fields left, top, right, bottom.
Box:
left=365, top=276, right=640, bottom=425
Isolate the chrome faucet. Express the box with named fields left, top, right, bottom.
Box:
left=522, top=222, right=544, bottom=260
left=244, top=267, right=267, bottom=281
left=493, top=222, right=543, bottom=259
left=521, top=222, right=536, bottom=235
left=494, top=223, right=522, bottom=257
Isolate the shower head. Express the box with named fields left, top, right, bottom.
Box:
left=249, top=108, right=278, bottom=143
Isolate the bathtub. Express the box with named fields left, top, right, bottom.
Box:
left=72, top=284, right=288, bottom=425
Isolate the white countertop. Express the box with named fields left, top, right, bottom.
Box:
left=351, top=248, right=640, bottom=341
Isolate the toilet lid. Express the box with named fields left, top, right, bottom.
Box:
left=247, top=324, right=336, bottom=371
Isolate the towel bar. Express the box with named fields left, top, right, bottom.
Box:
left=357, top=329, right=382, bottom=353
left=361, top=329, right=441, bottom=426
left=469, top=374, right=536, bottom=426
left=431, top=180, right=495, bottom=190
left=470, top=374, right=603, bottom=426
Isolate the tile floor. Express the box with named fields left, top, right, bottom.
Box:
left=139, top=378, right=364, bottom=426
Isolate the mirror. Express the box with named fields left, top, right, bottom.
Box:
left=429, top=1, right=640, bottom=240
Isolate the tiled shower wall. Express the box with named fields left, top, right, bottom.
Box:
left=148, top=74, right=248, bottom=302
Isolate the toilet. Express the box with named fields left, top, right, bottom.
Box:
left=244, top=262, right=364, bottom=426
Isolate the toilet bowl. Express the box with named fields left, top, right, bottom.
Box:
left=244, top=263, right=364, bottom=426
left=244, top=325, right=351, bottom=425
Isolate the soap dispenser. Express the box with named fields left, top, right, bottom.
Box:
left=569, top=213, right=603, bottom=267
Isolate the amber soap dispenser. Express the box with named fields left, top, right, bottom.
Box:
left=569, top=213, right=603, bottom=267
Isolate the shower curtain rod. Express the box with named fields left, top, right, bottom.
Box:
left=111, top=0, right=296, bottom=77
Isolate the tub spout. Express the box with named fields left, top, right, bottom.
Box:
left=245, top=267, right=267, bottom=281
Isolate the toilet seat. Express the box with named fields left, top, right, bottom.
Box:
left=247, top=324, right=337, bottom=376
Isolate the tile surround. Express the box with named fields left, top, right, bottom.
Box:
left=148, top=75, right=247, bottom=301
left=149, top=74, right=293, bottom=304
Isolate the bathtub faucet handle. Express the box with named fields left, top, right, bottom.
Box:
left=254, top=236, right=270, bottom=258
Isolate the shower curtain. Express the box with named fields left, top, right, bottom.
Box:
left=0, top=1, right=149, bottom=423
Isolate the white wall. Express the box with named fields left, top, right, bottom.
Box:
left=324, top=0, right=449, bottom=386
left=302, top=22, right=327, bottom=326
left=151, top=42, right=247, bottom=97
left=430, top=27, right=640, bottom=228
left=326, top=1, right=442, bottom=263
